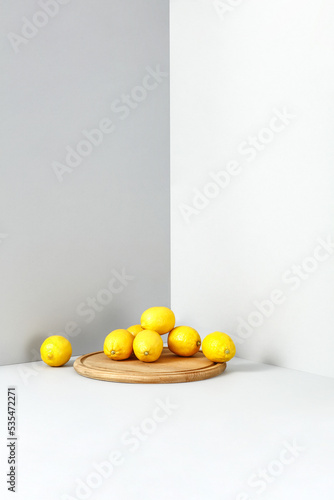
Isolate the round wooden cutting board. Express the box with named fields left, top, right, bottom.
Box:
left=73, top=348, right=226, bottom=384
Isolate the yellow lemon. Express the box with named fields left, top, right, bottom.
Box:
left=140, top=306, right=175, bottom=335
left=40, top=335, right=72, bottom=367
left=202, top=332, right=236, bottom=362
left=127, top=324, right=144, bottom=337
left=168, top=326, right=201, bottom=357
left=133, top=330, right=163, bottom=362
left=104, top=329, right=134, bottom=360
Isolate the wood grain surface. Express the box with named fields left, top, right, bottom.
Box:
left=73, top=347, right=226, bottom=384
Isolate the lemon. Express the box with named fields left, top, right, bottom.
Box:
left=104, top=329, right=134, bottom=360
left=202, top=332, right=236, bottom=362
left=40, top=335, right=72, bottom=367
left=140, top=306, right=175, bottom=335
left=133, top=330, right=163, bottom=362
left=168, top=326, right=201, bottom=357
left=127, top=324, right=144, bottom=337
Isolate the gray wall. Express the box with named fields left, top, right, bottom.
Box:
left=0, top=0, right=170, bottom=365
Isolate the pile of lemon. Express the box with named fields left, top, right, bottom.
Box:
left=40, top=306, right=236, bottom=367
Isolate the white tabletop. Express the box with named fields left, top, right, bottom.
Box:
left=1, top=356, right=333, bottom=500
